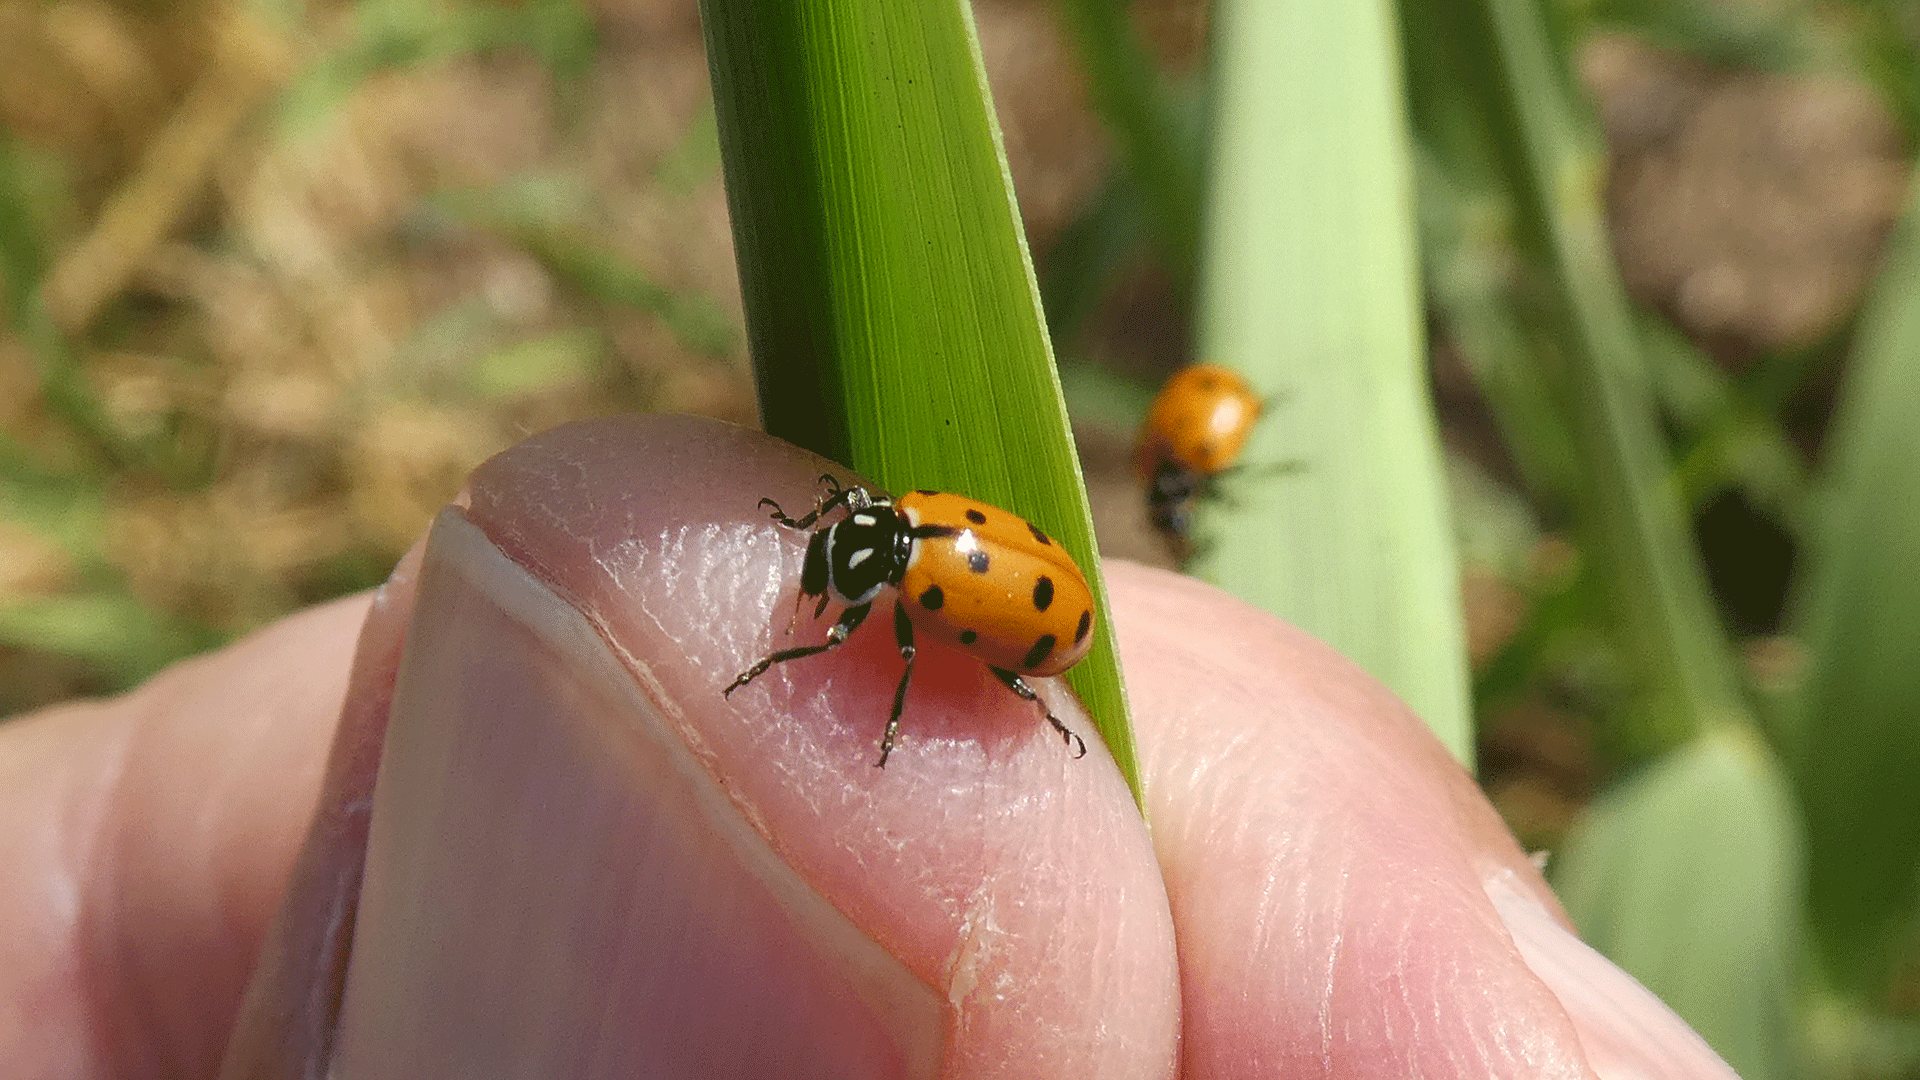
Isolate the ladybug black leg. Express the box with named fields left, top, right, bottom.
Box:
left=759, top=475, right=872, bottom=531
left=1220, top=459, right=1307, bottom=485
left=876, top=601, right=916, bottom=768
left=1177, top=533, right=1210, bottom=568
left=991, top=668, right=1087, bottom=759
left=725, top=601, right=872, bottom=695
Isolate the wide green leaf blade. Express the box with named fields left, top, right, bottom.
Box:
left=1193, top=0, right=1472, bottom=762
left=700, top=0, right=1137, bottom=801
left=1555, top=728, right=1803, bottom=1080
left=1784, top=168, right=1920, bottom=998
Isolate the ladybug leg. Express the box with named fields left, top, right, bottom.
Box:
left=991, top=668, right=1088, bottom=760
left=1177, top=532, right=1211, bottom=568
left=758, top=476, right=872, bottom=531
left=876, top=601, right=917, bottom=768
left=725, top=601, right=872, bottom=695
left=1219, top=459, right=1307, bottom=486
left=756, top=478, right=856, bottom=530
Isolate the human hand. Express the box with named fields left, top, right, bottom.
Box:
left=1, top=415, right=1737, bottom=1078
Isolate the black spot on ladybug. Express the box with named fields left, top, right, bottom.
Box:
left=1027, top=522, right=1051, bottom=545
left=1032, top=576, right=1055, bottom=611
left=959, top=629, right=978, bottom=645
left=1195, top=372, right=1218, bottom=389
left=919, top=585, right=944, bottom=610
left=1022, top=634, right=1056, bottom=670
left=1074, top=609, right=1092, bottom=643
left=968, top=550, right=989, bottom=574
left=965, top=508, right=987, bottom=525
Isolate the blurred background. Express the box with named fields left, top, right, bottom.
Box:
left=1, top=0, right=1915, bottom=1075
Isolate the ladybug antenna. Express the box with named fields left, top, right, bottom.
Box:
left=763, top=476, right=866, bottom=531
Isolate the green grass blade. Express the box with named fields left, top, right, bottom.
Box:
left=1647, top=319, right=1810, bottom=531
left=700, top=0, right=1138, bottom=804
left=1784, top=170, right=1920, bottom=999
left=1192, top=0, right=1472, bottom=762
left=1554, top=728, right=1804, bottom=1080
left=1407, top=0, right=1749, bottom=761
left=0, top=593, right=211, bottom=687
left=1405, top=0, right=1800, bottom=1056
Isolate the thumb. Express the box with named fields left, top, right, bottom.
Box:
left=229, top=414, right=1178, bottom=1078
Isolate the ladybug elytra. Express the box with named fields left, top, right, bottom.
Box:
left=1134, top=364, right=1293, bottom=551
left=725, top=475, right=1094, bottom=767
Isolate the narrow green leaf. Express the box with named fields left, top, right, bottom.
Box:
left=1648, top=320, right=1810, bottom=532
left=1405, top=0, right=1749, bottom=762
left=0, top=134, right=137, bottom=475
left=1555, top=728, right=1804, bottom=1080
left=1848, top=0, right=1920, bottom=142
left=271, top=0, right=597, bottom=142
left=1193, top=0, right=1472, bottom=762
left=467, top=328, right=606, bottom=401
left=700, top=0, right=1138, bottom=803
left=0, top=133, right=55, bottom=325
left=1415, top=147, right=1584, bottom=510
left=1582, top=0, right=1806, bottom=70
left=0, top=593, right=210, bottom=685
left=1784, top=169, right=1920, bottom=998
left=1411, top=0, right=1808, bottom=1065
left=653, top=106, right=722, bottom=196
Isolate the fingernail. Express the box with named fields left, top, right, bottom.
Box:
left=1486, top=872, right=1739, bottom=1080
left=328, top=511, right=941, bottom=1078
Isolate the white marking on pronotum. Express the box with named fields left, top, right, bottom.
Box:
left=901, top=504, right=925, bottom=570
left=846, top=548, right=873, bottom=569
left=852, top=513, right=877, bottom=527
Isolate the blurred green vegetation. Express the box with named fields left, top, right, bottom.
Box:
left=4, top=0, right=1920, bottom=1075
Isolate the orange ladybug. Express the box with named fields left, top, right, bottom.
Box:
left=1134, top=363, right=1268, bottom=545
left=725, top=476, right=1093, bottom=766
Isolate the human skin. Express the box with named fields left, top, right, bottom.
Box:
left=0, top=415, right=1737, bottom=1079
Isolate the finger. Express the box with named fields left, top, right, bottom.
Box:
left=295, top=415, right=1177, bottom=1078
left=219, top=543, right=421, bottom=1080
left=1111, top=563, right=1736, bottom=1079
left=0, top=590, right=376, bottom=1080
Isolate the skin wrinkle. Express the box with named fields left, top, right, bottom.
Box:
left=1308, top=852, right=1346, bottom=1069
left=1387, top=906, right=1426, bottom=1066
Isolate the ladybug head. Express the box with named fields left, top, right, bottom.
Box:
left=817, top=501, right=913, bottom=606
